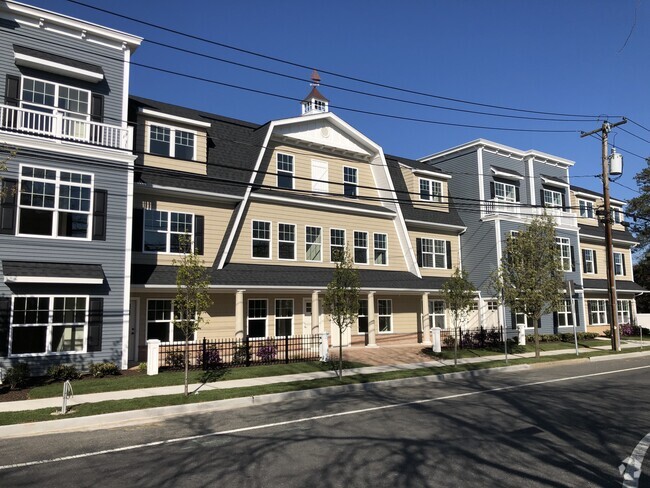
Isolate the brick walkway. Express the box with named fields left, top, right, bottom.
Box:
left=332, top=344, right=433, bottom=366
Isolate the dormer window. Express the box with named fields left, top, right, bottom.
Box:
left=276, top=153, right=294, bottom=189
left=542, top=188, right=563, bottom=208
left=579, top=200, right=594, bottom=219
left=148, top=124, right=196, bottom=160
left=419, top=178, right=442, bottom=202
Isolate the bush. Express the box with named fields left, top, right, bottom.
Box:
left=46, top=364, right=81, bottom=381
left=198, top=347, right=222, bottom=370
left=232, top=344, right=249, bottom=365
left=165, top=349, right=185, bottom=369
left=443, top=335, right=456, bottom=348
left=138, top=362, right=147, bottom=373
left=4, top=362, right=30, bottom=390
left=89, top=362, right=121, bottom=378
left=577, top=332, right=598, bottom=340
left=256, top=341, right=277, bottom=362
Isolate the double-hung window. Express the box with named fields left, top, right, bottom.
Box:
left=543, top=189, right=563, bottom=208
left=377, top=299, right=393, bottom=332
left=10, top=296, right=87, bottom=355
left=579, top=200, right=594, bottom=219
left=252, top=221, right=271, bottom=258
left=354, top=231, right=368, bottom=264
left=557, top=300, right=574, bottom=326
left=374, top=233, right=388, bottom=265
left=419, top=178, right=442, bottom=202
left=149, top=124, right=196, bottom=160
left=247, top=299, right=267, bottom=338
left=144, top=210, right=193, bottom=253
left=147, top=299, right=194, bottom=343
left=18, top=165, right=93, bottom=239
left=418, top=238, right=448, bottom=269
left=278, top=223, right=296, bottom=260
left=331, top=228, right=345, bottom=262
left=343, top=167, right=358, bottom=197
left=588, top=300, right=607, bottom=325
left=305, top=226, right=322, bottom=262
left=277, top=153, right=294, bottom=189
left=614, top=252, right=625, bottom=276
left=556, top=237, right=571, bottom=271
left=494, top=181, right=517, bottom=202
left=583, top=249, right=596, bottom=274
left=275, top=299, right=293, bottom=336
left=617, top=300, right=631, bottom=325
left=611, top=209, right=623, bottom=224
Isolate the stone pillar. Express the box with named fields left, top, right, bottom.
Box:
left=431, top=327, right=441, bottom=353
left=367, top=291, right=377, bottom=347
left=146, top=339, right=160, bottom=376
left=235, top=290, right=245, bottom=339
left=422, top=292, right=431, bottom=344
left=311, top=290, right=320, bottom=335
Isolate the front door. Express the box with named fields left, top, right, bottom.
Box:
left=128, top=299, right=138, bottom=362
left=303, top=299, right=312, bottom=335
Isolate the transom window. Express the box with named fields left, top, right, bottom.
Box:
left=378, top=299, right=393, bottom=333
left=248, top=299, right=268, bottom=338
left=331, top=228, right=345, bottom=261
left=543, top=189, right=563, bottom=208
left=588, top=299, right=607, bottom=325
left=343, top=167, right=358, bottom=198
left=354, top=231, right=368, bottom=264
left=579, top=200, right=594, bottom=219
left=144, top=209, right=193, bottom=253
left=11, top=296, right=87, bottom=355
left=494, top=181, right=517, bottom=202
left=305, top=226, right=322, bottom=262
left=252, top=221, right=271, bottom=258
left=419, top=178, right=442, bottom=202
left=556, top=237, right=571, bottom=271
left=583, top=249, right=596, bottom=274
left=149, top=124, right=196, bottom=160
left=374, top=233, right=388, bottom=265
left=18, top=165, right=93, bottom=239
left=278, top=223, right=296, bottom=260
left=275, top=299, right=293, bottom=336
left=277, top=153, right=294, bottom=189
left=146, top=299, right=194, bottom=343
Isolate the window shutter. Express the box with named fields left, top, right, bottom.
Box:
left=593, top=251, right=598, bottom=274
left=540, top=189, right=545, bottom=206
left=87, top=298, right=103, bottom=352
left=0, top=297, right=10, bottom=357
left=622, top=254, right=627, bottom=276
left=561, top=191, right=567, bottom=211
left=587, top=302, right=593, bottom=325
left=570, top=246, right=575, bottom=272
left=582, top=249, right=587, bottom=271
left=90, top=93, right=104, bottom=123
left=553, top=311, right=558, bottom=330
left=92, top=189, right=107, bottom=241
left=0, top=178, right=17, bottom=235
left=446, top=241, right=452, bottom=269
left=132, top=208, right=144, bottom=252
left=515, top=186, right=520, bottom=203
left=4, top=75, right=20, bottom=107
left=194, top=215, right=204, bottom=255
left=489, top=182, right=495, bottom=199
left=416, top=238, right=422, bottom=267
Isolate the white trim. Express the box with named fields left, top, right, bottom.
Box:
left=140, top=184, right=243, bottom=203
left=305, top=225, right=323, bottom=263
left=277, top=222, right=297, bottom=261
left=3, top=276, right=102, bottom=284
left=251, top=220, right=272, bottom=260
left=578, top=233, right=638, bottom=246
left=133, top=284, right=450, bottom=294
left=274, top=298, right=294, bottom=337
left=276, top=152, right=294, bottom=190
left=353, top=230, right=369, bottom=265
left=329, top=227, right=346, bottom=263
left=527, top=156, right=536, bottom=207
left=418, top=177, right=444, bottom=202
left=146, top=121, right=198, bottom=161
left=139, top=108, right=211, bottom=128
left=14, top=52, right=103, bottom=82
left=342, top=165, right=359, bottom=197
left=250, top=192, right=394, bottom=217
left=127, top=298, right=139, bottom=364
left=573, top=191, right=599, bottom=201
left=490, top=167, right=524, bottom=181
left=404, top=219, right=467, bottom=231
left=409, top=166, right=452, bottom=180
left=541, top=176, right=570, bottom=188
left=247, top=298, right=268, bottom=338
left=373, top=232, right=389, bottom=266
left=142, top=209, right=195, bottom=254
left=478, top=147, right=485, bottom=216
left=121, top=47, right=131, bottom=132
left=122, top=157, right=134, bottom=369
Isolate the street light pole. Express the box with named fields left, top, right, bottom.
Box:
left=581, top=119, right=627, bottom=351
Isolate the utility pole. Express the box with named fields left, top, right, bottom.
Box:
left=581, top=118, right=627, bottom=351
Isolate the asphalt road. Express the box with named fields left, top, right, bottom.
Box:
left=0, top=356, right=649, bottom=487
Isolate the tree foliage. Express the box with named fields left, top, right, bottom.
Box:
left=441, top=267, right=476, bottom=365
left=323, top=248, right=360, bottom=380
left=492, top=214, right=565, bottom=358
left=627, top=160, right=650, bottom=254
left=173, top=239, right=212, bottom=396
left=633, top=255, right=650, bottom=313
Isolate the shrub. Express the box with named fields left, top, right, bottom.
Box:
left=232, top=344, right=249, bottom=365
left=443, top=335, right=456, bottom=348
left=199, top=347, right=222, bottom=370
left=577, top=332, right=598, bottom=340
left=256, top=341, right=277, bottom=362
left=89, top=362, right=121, bottom=378
left=620, top=324, right=635, bottom=337
left=4, top=362, right=30, bottom=390
left=46, top=364, right=81, bottom=381
left=138, top=362, right=147, bottom=373
left=165, top=349, right=185, bottom=369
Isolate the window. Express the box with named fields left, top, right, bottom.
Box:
left=278, top=223, right=296, bottom=260
left=374, top=233, right=388, bottom=265
left=556, top=237, right=572, bottom=271
left=144, top=210, right=193, bottom=253
left=611, top=209, right=623, bottom=224
left=311, top=160, right=328, bottom=193
left=146, top=299, right=192, bottom=343
left=358, top=300, right=368, bottom=333
left=149, top=124, right=196, bottom=160
left=275, top=299, right=293, bottom=336
left=343, top=167, right=358, bottom=197
left=430, top=300, right=446, bottom=328
left=419, top=178, right=442, bottom=202
left=471, top=302, right=479, bottom=311
left=543, top=189, right=563, bottom=208
left=579, top=200, right=594, bottom=219
left=248, top=299, right=268, bottom=338
left=583, top=249, right=596, bottom=274
left=617, top=300, right=631, bottom=325
left=487, top=301, right=498, bottom=311
left=614, top=252, right=625, bottom=276
left=417, top=238, right=449, bottom=269
left=354, top=231, right=368, bottom=264
left=252, top=221, right=271, bottom=258
left=557, top=300, right=574, bottom=327
left=18, top=165, right=93, bottom=239
left=588, top=300, right=607, bottom=325
left=305, top=226, right=322, bottom=262
left=10, top=296, right=87, bottom=355
left=277, top=153, right=294, bottom=189
left=515, top=312, right=529, bottom=329
left=378, top=299, right=392, bottom=333
left=331, top=228, right=345, bottom=261
left=494, top=181, right=517, bottom=202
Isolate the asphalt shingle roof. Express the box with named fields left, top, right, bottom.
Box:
left=2, top=261, right=104, bottom=281
left=582, top=279, right=646, bottom=293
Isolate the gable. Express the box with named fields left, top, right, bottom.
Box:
left=274, top=119, right=372, bottom=157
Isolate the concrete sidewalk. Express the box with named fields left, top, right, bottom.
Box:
left=1, top=341, right=647, bottom=413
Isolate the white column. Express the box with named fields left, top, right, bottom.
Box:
left=146, top=339, right=160, bottom=376
left=518, top=326, right=526, bottom=346
left=431, top=327, right=441, bottom=353
left=422, top=292, right=431, bottom=344
left=311, top=290, right=320, bottom=335
left=367, top=291, right=377, bottom=347
left=235, top=290, right=245, bottom=339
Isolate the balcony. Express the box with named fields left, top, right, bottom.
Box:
left=0, top=104, right=132, bottom=151
left=484, top=199, right=576, bottom=227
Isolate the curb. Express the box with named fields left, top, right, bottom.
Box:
left=0, top=364, right=530, bottom=440
left=588, top=350, right=650, bottom=362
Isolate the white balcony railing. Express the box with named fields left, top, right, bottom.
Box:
left=0, top=104, right=132, bottom=150
left=485, top=199, right=577, bottom=227
left=484, top=199, right=522, bottom=217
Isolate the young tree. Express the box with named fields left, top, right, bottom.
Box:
left=173, top=238, right=212, bottom=396
left=0, top=145, right=17, bottom=199
left=323, top=248, right=360, bottom=380
left=441, top=267, right=476, bottom=366
left=492, top=214, right=565, bottom=358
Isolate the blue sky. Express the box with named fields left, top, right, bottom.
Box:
left=25, top=0, right=650, bottom=203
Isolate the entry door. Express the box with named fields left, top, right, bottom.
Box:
left=128, top=299, right=138, bottom=362
left=303, top=299, right=312, bottom=335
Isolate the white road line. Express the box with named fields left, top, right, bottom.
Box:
left=1, top=364, right=648, bottom=472
left=620, top=433, right=650, bottom=487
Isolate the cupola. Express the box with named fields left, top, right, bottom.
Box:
left=301, top=70, right=329, bottom=115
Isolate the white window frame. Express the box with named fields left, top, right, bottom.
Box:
left=617, top=299, right=631, bottom=325
left=21, top=76, right=90, bottom=120
left=494, top=181, right=517, bottom=202
left=515, top=312, right=529, bottom=329
left=278, top=223, right=296, bottom=261
left=419, top=238, right=447, bottom=269
left=274, top=299, right=294, bottom=337
left=487, top=301, right=498, bottom=311
left=373, top=233, right=388, bottom=266
left=17, top=164, right=94, bottom=240
left=146, top=299, right=196, bottom=344
left=430, top=300, right=446, bottom=329
left=305, top=225, right=322, bottom=262
left=330, top=228, right=346, bottom=262
left=9, top=295, right=89, bottom=356
left=377, top=299, right=393, bottom=333
left=252, top=220, right=272, bottom=259
left=143, top=209, right=194, bottom=254
left=543, top=188, right=563, bottom=208
left=614, top=252, right=624, bottom=276
left=589, top=299, right=607, bottom=325
left=579, top=199, right=594, bottom=219
left=343, top=166, right=358, bottom=198
left=276, top=153, right=294, bottom=190
left=556, top=237, right=571, bottom=272
left=354, top=231, right=368, bottom=265
left=147, top=121, right=197, bottom=160
left=557, top=299, right=574, bottom=327
left=419, top=178, right=443, bottom=203
left=247, top=299, right=268, bottom=338
left=583, top=249, right=596, bottom=274
left=611, top=208, right=623, bottom=224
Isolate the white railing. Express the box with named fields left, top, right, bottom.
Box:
left=485, top=199, right=577, bottom=227
left=0, top=104, right=132, bottom=150
left=484, top=199, right=522, bottom=217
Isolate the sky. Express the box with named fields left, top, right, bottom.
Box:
left=23, top=0, right=650, bottom=204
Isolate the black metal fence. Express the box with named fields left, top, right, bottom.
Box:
left=159, top=335, right=321, bottom=371
left=440, top=326, right=504, bottom=349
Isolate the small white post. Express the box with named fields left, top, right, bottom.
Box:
left=518, top=326, right=526, bottom=346
left=320, top=332, right=329, bottom=362
left=147, top=339, right=161, bottom=376
left=61, top=380, right=73, bottom=415
left=431, top=327, right=442, bottom=353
